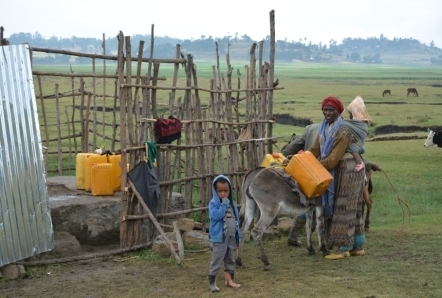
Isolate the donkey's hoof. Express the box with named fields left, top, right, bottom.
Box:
left=263, top=264, right=273, bottom=271
left=235, top=258, right=243, bottom=267
left=307, top=248, right=316, bottom=255
left=365, top=225, right=370, bottom=232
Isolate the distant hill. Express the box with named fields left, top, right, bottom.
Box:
left=7, top=32, right=442, bottom=66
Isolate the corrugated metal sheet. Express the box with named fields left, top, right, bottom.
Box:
left=0, top=44, right=53, bottom=267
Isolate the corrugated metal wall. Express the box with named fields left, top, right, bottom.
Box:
left=0, top=44, right=53, bottom=267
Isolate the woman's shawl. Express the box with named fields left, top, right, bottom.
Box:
left=319, top=117, right=343, bottom=218
left=341, top=120, right=368, bottom=154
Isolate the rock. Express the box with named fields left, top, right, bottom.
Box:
left=28, top=231, right=83, bottom=261
left=152, top=235, right=179, bottom=257
left=49, top=183, right=121, bottom=246
left=275, top=218, right=293, bottom=234
left=262, top=227, right=277, bottom=240
left=176, top=218, right=195, bottom=231
left=0, top=265, right=26, bottom=279
left=182, top=230, right=210, bottom=249
left=166, top=192, right=185, bottom=225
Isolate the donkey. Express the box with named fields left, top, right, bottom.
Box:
left=382, top=89, right=391, bottom=97
left=236, top=167, right=328, bottom=271
left=407, top=88, right=418, bottom=97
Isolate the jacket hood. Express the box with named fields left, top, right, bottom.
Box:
left=212, top=174, right=233, bottom=204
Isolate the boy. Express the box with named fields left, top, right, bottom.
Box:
left=207, top=175, right=241, bottom=292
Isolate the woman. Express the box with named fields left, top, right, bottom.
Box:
left=308, top=96, right=366, bottom=260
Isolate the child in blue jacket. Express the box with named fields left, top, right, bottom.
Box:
left=207, top=175, right=241, bottom=292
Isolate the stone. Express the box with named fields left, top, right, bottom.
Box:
left=0, top=265, right=26, bottom=280
left=48, top=177, right=121, bottom=246
left=182, top=230, right=210, bottom=249
left=261, top=227, right=277, bottom=240
left=28, top=231, right=84, bottom=261
left=166, top=192, right=185, bottom=225
left=275, top=218, right=294, bottom=234
left=152, top=235, right=179, bottom=257
left=176, top=218, right=195, bottom=231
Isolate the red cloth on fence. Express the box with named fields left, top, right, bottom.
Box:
left=154, top=116, right=182, bottom=144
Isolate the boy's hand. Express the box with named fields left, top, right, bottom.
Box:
left=221, top=198, right=229, bottom=206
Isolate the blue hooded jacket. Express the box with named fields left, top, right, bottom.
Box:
left=209, top=175, right=241, bottom=243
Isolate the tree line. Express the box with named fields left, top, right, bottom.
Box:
left=8, top=32, right=442, bottom=65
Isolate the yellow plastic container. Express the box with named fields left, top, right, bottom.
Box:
left=261, top=152, right=286, bottom=167
left=91, top=163, right=114, bottom=196
left=84, top=154, right=108, bottom=192
left=107, top=154, right=122, bottom=192
left=284, top=151, right=333, bottom=199
left=76, top=153, right=93, bottom=190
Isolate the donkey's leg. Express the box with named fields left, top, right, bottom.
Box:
left=363, top=190, right=372, bottom=232
left=314, top=205, right=329, bottom=255
left=250, top=206, right=279, bottom=271
left=251, top=223, right=272, bottom=271
left=305, top=208, right=315, bottom=255
left=236, top=197, right=256, bottom=267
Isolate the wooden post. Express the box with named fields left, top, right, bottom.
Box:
left=55, top=84, right=63, bottom=175
left=173, top=221, right=184, bottom=260
left=102, top=33, right=107, bottom=147
left=118, top=31, right=129, bottom=248
left=37, top=75, right=49, bottom=173
left=267, top=10, right=276, bottom=155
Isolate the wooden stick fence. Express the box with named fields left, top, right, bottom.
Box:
left=31, top=11, right=279, bottom=260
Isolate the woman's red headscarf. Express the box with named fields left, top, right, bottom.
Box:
left=321, top=96, right=344, bottom=114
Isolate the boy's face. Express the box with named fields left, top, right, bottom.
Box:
left=215, top=181, right=230, bottom=199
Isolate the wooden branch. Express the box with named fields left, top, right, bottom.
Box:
left=184, top=248, right=211, bottom=253
left=33, top=71, right=166, bottom=80
left=120, top=83, right=283, bottom=93
left=121, top=84, right=191, bottom=90
left=127, top=178, right=182, bottom=265
left=124, top=136, right=282, bottom=152
left=156, top=206, right=209, bottom=218
left=120, top=214, right=149, bottom=222
left=30, top=47, right=186, bottom=64
left=173, top=221, right=184, bottom=260
left=14, top=242, right=152, bottom=267
left=156, top=204, right=242, bottom=218
left=141, top=118, right=276, bottom=125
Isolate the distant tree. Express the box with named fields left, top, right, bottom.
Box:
left=349, top=52, right=360, bottom=62
left=241, top=34, right=251, bottom=41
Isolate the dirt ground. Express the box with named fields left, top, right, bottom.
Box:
left=1, top=179, right=441, bottom=298
left=1, top=230, right=441, bottom=298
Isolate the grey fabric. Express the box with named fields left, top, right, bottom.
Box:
left=208, top=236, right=236, bottom=276
left=282, top=124, right=320, bottom=156
left=341, top=120, right=368, bottom=154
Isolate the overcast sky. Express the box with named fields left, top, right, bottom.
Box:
left=3, top=0, right=442, bottom=48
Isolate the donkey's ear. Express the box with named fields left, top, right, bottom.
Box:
left=427, top=128, right=430, bottom=132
